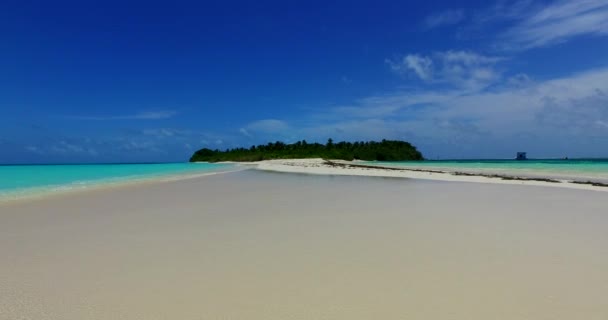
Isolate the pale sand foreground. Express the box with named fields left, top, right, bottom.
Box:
left=2, top=170, right=608, bottom=319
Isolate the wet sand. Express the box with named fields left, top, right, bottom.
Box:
left=1, top=170, right=608, bottom=319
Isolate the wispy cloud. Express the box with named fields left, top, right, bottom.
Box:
left=16, top=126, right=233, bottom=162
left=470, top=0, right=608, bottom=50
left=24, top=140, right=99, bottom=156
left=240, top=119, right=289, bottom=136
left=472, top=0, right=536, bottom=24
left=341, top=75, right=353, bottom=84
left=386, top=54, right=434, bottom=80
left=500, top=0, right=608, bottom=50
left=64, top=110, right=177, bottom=120
left=24, top=64, right=608, bottom=160
left=424, top=9, right=466, bottom=29
left=275, top=65, right=608, bottom=158
left=386, top=50, right=504, bottom=91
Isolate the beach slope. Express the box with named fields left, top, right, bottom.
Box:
left=1, top=170, right=608, bottom=319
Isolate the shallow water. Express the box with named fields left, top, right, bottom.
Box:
left=0, top=162, right=232, bottom=200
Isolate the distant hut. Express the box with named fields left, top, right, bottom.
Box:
left=516, top=152, right=527, bottom=160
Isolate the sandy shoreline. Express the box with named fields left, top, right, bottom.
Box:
left=2, top=170, right=608, bottom=319
left=0, top=166, right=245, bottom=205
left=237, top=158, right=608, bottom=192
left=4, top=158, right=604, bottom=205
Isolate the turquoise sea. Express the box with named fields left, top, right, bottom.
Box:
left=0, top=162, right=233, bottom=201
left=3, top=159, right=608, bottom=201
left=376, top=159, right=608, bottom=181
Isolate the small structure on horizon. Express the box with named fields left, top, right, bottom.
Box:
left=516, top=152, right=527, bottom=160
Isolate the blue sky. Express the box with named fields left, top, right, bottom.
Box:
left=2, top=0, right=608, bottom=163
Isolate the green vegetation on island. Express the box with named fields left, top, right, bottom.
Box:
left=189, top=139, right=424, bottom=162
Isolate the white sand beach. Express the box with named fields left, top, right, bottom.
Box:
left=250, top=158, right=608, bottom=192
left=7, top=0, right=608, bottom=318
left=2, top=168, right=608, bottom=319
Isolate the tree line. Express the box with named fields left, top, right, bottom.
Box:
left=189, top=139, right=424, bottom=162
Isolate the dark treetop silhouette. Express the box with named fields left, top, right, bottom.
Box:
left=190, top=139, right=423, bottom=162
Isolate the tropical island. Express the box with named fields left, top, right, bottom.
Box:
left=189, top=139, right=424, bottom=162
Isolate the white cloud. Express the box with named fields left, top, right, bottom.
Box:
left=239, top=128, right=252, bottom=137
left=536, top=88, right=608, bottom=131
left=41, top=63, right=608, bottom=159
left=131, top=111, right=177, bottom=120
left=386, top=54, right=433, bottom=80
left=330, top=90, right=455, bottom=119
left=439, top=50, right=503, bottom=65
left=65, top=110, right=177, bottom=120
left=142, top=128, right=183, bottom=137
left=38, top=141, right=100, bottom=156
left=305, top=66, right=608, bottom=158
left=24, top=127, right=230, bottom=159
left=424, top=9, right=466, bottom=28
left=496, top=0, right=608, bottom=49
left=473, top=0, right=537, bottom=24
left=240, top=119, right=289, bottom=135
left=506, top=73, right=533, bottom=88
left=405, top=55, right=434, bottom=81
left=387, top=50, right=503, bottom=91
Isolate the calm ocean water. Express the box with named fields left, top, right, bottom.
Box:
left=3, top=159, right=608, bottom=201
left=376, top=159, right=608, bottom=181
left=0, top=162, right=233, bottom=201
